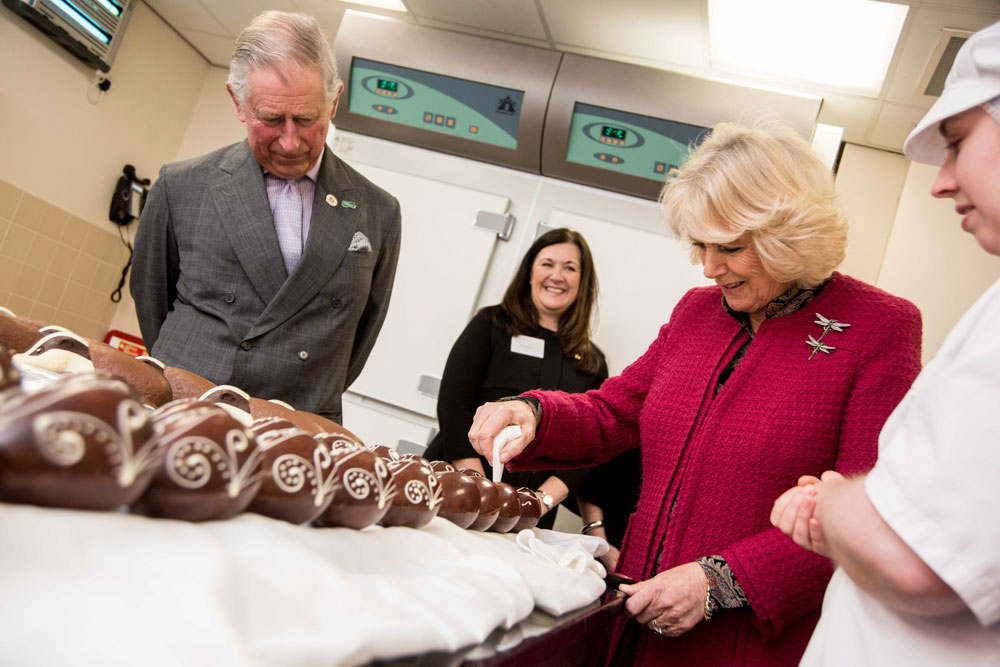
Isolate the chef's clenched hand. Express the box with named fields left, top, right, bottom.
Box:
left=771, top=472, right=839, bottom=558
left=468, top=400, right=537, bottom=464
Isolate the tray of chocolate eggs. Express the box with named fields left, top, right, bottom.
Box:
left=0, top=340, right=542, bottom=535
left=0, top=308, right=547, bottom=535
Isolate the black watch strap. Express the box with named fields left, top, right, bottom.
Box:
left=496, top=395, right=543, bottom=425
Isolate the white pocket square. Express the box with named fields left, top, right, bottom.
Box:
left=348, top=231, right=372, bottom=253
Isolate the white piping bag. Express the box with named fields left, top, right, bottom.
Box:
left=491, top=424, right=523, bottom=483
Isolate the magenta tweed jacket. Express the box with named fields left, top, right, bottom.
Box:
left=514, top=273, right=922, bottom=666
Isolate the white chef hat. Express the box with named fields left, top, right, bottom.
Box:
left=903, top=21, right=1000, bottom=165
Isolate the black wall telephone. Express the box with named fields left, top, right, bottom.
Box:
left=109, top=164, right=150, bottom=226
left=108, top=164, right=150, bottom=302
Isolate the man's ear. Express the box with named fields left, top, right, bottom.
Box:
left=227, top=82, right=247, bottom=123
left=328, top=82, right=345, bottom=121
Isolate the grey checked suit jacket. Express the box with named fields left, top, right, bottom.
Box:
left=130, top=140, right=401, bottom=423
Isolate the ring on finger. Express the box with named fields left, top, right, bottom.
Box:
left=648, top=619, right=666, bottom=635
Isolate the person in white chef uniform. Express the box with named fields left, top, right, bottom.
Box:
left=770, top=20, right=1000, bottom=666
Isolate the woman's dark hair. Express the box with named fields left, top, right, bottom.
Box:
left=488, top=227, right=601, bottom=373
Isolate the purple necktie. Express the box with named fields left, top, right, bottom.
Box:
left=273, top=178, right=303, bottom=275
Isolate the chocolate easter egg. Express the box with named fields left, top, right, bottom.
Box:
left=249, top=428, right=336, bottom=524
left=13, top=331, right=94, bottom=374
left=163, top=366, right=216, bottom=400
left=0, top=309, right=42, bottom=353
left=200, top=385, right=251, bottom=414
left=314, top=431, right=364, bottom=452
left=1, top=345, right=22, bottom=404
left=315, top=447, right=395, bottom=529
left=301, top=413, right=366, bottom=442
left=151, top=399, right=217, bottom=426
left=249, top=417, right=297, bottom=438
left=511, top=487, right=542, bottom=532
left=430, top=460, right=455, bottom=473
left=365, top=443, right=401, bottom=463
left=488, top=482, right=521, bottom=534
left=248, top=397, right=317, bottom=434
left=316, top=446, right=396, bottom=530
left=140, top=405, right=262, bottom=522
left=435, top=470, right=481, bottom=529
left=0, top=374, right=159, bottom=510
left=88, top=341, right=172, bottom=408
left=379, top=459, right=442, bottom=529
left=467, top=474, right=501, bottom=532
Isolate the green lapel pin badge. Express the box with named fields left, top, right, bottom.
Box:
left=341, top=200, right=357, bottom=209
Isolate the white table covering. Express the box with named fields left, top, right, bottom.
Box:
left=0, top=503, right=606, bottom=666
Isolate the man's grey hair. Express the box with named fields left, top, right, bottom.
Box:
left=227, top=11, right=342, bottom=106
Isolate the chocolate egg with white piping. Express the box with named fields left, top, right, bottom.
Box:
left=140, top=403, right=262, bottom=522
left=379, top=458, right=441, bottom=529
left=0, top=374, right=158, bottom=510
left=249, top=428, right=336, bottom=524
left=315, top=446, right=395, bottom=529
left=511, top=487, right=542, bottom=532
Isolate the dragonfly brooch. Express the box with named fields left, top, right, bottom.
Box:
left=806, top=313, right=851, bottom=359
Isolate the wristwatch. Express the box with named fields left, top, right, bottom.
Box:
left=536, top=489, right=555, bottom=512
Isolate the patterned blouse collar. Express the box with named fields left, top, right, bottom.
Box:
left=722, top=279, right=829, bottom=336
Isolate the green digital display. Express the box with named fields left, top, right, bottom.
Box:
left=602, top=126, right=627, bottom=141
left=349, top=57, right=524, bottom=149
left=566, top=102, right=708, bottom=182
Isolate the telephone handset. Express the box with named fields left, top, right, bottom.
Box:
left=109, top=164, right=150, bottom=226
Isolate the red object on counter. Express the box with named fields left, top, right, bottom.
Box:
left=104, top=329, right=146, bottom=357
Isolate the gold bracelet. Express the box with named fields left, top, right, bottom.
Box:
left=581, top=519, right=604, bottom=534
left=703, top=582, right=715, bottom=621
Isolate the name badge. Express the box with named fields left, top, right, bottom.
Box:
left=511, top=335, right=545, bottom=359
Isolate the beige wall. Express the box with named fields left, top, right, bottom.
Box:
left=0, top=2, right=210, bottom=341
left=836, top=144, right=908, bottom=285
left=175, top=67, right=245, bottom=162
left=878, top=161, right=1000, bottom=364
left=0, top=179, right=128, bottom=339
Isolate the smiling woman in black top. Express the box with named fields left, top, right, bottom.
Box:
left=425, top=227, right=609, bottom=529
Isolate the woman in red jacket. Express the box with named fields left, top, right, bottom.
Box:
left=468, top=119, right=923, bottom=666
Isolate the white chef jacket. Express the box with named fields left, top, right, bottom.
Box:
left=801, top=278, right=1000, bottom=666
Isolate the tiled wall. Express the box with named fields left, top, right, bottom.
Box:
left=0, top=178, right=129, bottom=341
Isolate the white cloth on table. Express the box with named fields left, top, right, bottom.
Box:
left=801, top=278, right=1000, bottom=666
left=0, top=504, right=605, bottom=666
left=424, top=520, right=607, bottom=617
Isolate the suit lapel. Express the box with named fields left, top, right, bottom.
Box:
left=212, top=141, right=288, bottom=306
left=248, top=151, right=362, bottom=338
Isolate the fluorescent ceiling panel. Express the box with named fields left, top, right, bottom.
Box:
left=347, top=0, right=408, bottom=12
left=709, top=0, right=908, bottom=96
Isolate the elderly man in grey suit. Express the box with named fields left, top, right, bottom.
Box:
left=131, top=10, right=401, bottom=424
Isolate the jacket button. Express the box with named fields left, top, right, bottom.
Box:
left=240, top=341, right=251, bottom=351
left=331, top=297, right=343, bottom=308
left=224, top=292, right=235, bottom=303
left=298, top=350, right=309, bottom=360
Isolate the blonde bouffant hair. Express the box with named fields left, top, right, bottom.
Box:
left=661, top=118, right=847, bottom=289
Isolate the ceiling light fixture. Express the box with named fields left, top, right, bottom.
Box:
left=346, top=0, right=408, bottom=13
left=708, top=0, right=908, bottom=97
